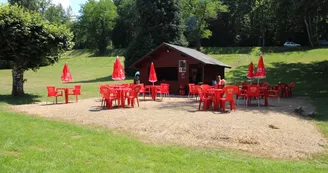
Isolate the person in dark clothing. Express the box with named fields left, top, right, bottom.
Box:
left=134, top=71, right=140, bottom=84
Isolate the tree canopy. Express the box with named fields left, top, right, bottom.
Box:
left=77, top=0, right=117, bottom=55
left=0, top=4, right=73, bottom=96
left=124, top=0, right=187, bottom=75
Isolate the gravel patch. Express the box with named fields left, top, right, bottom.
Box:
left=11, top=96, right=327, bottom=159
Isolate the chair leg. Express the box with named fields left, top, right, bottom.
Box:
left=55, top=97, right=58, bottom=104
left=137, top=97, right=139, bottom=107
left=76, top=95, right=78, bottom=103
left=198, top=100, right=201, bottom=110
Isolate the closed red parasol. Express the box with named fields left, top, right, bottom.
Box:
left=61, top=63, right=72, bottom=83
left=112, top=56, right=126, bottom=80
left=148, top=62, right=157, bottom=84
left=255, top=55, right=266, bottom=79
left=247, top=62, right=255, bottom=79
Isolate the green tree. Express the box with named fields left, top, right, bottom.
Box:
left=0, top=4, right=73, bottom=96
left=8, top=0, right=51, bottom=12
left=78, top=0, right=117, bottom=55
left=125, top=0, right=187, bottom=75
left=43, top=3, right=70, bottom=24
left=182, top=0, right=227, bottom=50
left=112, top=0, right=139, bottom=48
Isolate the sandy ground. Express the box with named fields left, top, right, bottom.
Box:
left=11, top=96, right=327, bottom=159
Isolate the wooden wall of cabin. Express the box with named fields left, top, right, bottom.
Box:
left=137, top=47, right=199, bottom=94
left=203, top=65, right=225, bottom=85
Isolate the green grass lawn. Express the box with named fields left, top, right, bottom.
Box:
left=0, top=47, right=328, bottom=172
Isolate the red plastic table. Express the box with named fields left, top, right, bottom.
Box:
left=145, top=85, right=161, bottom=101
left=207, top=89, right=223, bottom=110
left=113, top=87, right=131, bottom=108
left=56, top=87, right=74, bottom=104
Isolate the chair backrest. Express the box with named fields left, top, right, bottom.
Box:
left=262, top=82, right=269, bottom=88
left=121, top=84, right=129, bottom=88
left=100, top=85, right=115, bottom=99
left=188, top=83, right=195, bottom=94
left=289, top=82, right=295, bottom=88
left=130, top=84, right=142, bottom=97
left=74, top=85, right=81, bottom=95
left=247, top=85, right=260, bottom=97
left=160, top=83, right=169, bottom=93
left=47, top=86, right=57, bottom=96
left=197, top=86, right=206, bottom=99
left=223, top=86, right=237, bottom=100
left=201, top=84, right=210, bottom=91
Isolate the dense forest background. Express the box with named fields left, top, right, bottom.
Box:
left=2, top=0, right=328, bottom=71
left=5, top=0, right=328, bottom=50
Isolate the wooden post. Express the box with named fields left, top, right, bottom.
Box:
left=202, top=64, right=205, bottom=84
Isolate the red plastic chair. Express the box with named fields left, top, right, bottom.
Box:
left=69, top=85, right=81, bottom=102
left=197, top=87, right=213, bottom=111
left=268, top=86, right=280, bottom=105
left=46, top=86, right=63, bottom=104
left=138, top=83, right=149, bottom=100
left=157, top=83, right=170, bottom=99
left=287, top=82, right=295, bottom=97
left=201, top=84, right=210, bottom=92
left=125, top=85, right=142, bottom=108
left=100, top=85, right=117, bottom=109
left=220, top=86, right=237, bottom=112
left=236, top=85, right=247, bottom=106
left=246, top=85, right=261, bottom=107
left=278, top=83, right=288, bottom=98
left=188, top=83, right=199, bottom=100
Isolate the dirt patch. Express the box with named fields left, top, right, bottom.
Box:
left=11, top=97, right=327, bottom=159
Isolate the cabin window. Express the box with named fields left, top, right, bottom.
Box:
left=155, top=67, right=178, bottom=81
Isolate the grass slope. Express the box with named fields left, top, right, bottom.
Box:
left=0, top=47, right=328, bottom=172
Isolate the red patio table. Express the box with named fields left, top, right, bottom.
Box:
left=145, top=85, right=161, bottom=101
left=56, top=87, right=74, bottom=104
left=207, top=88, right=223, bottom=110
left=113, top=87, right=131, bottom=108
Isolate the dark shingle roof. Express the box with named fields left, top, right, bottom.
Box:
left=130, top=42, right=231, bottom=68
left=164, top=43, right=230, bottom=68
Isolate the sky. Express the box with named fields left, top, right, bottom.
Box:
left=0, top=0, right=88, bottom=16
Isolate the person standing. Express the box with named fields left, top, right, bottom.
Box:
left=216, top=75, right=226, bottom=86
left=134, top=71, right=140, bottom=84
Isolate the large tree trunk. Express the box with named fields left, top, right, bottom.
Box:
left=304, top=17, right=314, bottom=48
left=12, top=64, right=25, bottom=96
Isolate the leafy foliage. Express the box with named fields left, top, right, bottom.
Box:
left=182, top=0, right=227, bottom=50
left=124, top=0, right=187, bottom=75
left=77, top=0, right=117, bottom=55
left=0, top=4, right=73, bottom=95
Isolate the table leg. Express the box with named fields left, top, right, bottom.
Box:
left=152, top=87, right=156, bottom=100
left=65, top=88, right=68, bottom=104
left=121, top=91, right=125, bottom=108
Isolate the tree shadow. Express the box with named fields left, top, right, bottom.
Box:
left=202, top=46, right=313, bottom=55
left=89, top=49, right=126, bottom=57
left=67, top=49, right=94, bottom=57
left=70, top=75, right=134, bottom=84
left=0, top=94, right=41, bottom=105
left=229, top=60, right=328, bottom=121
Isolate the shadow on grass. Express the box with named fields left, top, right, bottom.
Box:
left=228, top=60, right=328, bottom=121
left=202, top=46, right=313, bottom=55
left=90, top=49, right=126, bottom=57
left=70, top=75, right=134, bottom=84
left=0, top=94, right=41, bottom=105
left=67, top=49, right=94, bottom=57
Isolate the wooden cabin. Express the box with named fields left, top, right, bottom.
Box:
left=130, top=43, right=231, bottom=94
